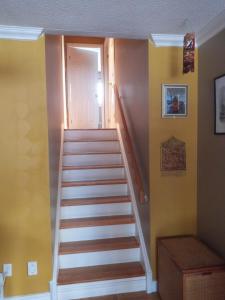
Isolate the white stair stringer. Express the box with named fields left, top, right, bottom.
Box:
left=54, top=129, right=150, bottom=300
left=57, top=276, right=146, bottom=300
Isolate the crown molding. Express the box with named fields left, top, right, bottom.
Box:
left=0, top=25, right=43, bottom=40
left=151, top=34, right=184, bottom=47
left=197, top=9, right=225, bottom=46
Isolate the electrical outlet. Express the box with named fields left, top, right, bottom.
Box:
left=27, top=261, right=38, bottom=276
left=3, top=264, right=12, bottom=277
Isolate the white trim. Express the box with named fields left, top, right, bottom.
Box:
left=57, top=276, right=146, bottom=300
left=5, top=293, right=50, bottom=300
left=197, top=9, right=225, bottom=46
left=50, top=124, right=64, bottom=300
left=0, top=25, right=43, bottom=41
left=116, top=124, right=153, bottom=293
left=150, top=280, right=158, bottom=293
left=151, top=34, right=184, bottom=47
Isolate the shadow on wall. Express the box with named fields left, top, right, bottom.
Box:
left=114, top=38, right=150, bottom=251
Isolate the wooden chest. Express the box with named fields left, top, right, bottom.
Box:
left=157, top=236, right=225, bottom=300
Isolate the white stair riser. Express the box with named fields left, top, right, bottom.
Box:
left=63, top=154, right=123, bottom=167
left=62, top=184, right=128, bottom=199
left=61, top=203, right=132, bottom=219
left=64, top=130, right=117, bottom=141
left=60, top=224, right=136, bottom=242
left=57, top=277, right=146, bottom=300
left=59, top=248, right=140, bottom=268
left=62, top=168, right=125, bottom=182
left=64, top=141, right=120, bottom=153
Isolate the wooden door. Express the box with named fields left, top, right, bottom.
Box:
left=67, top=46, right=99, bottom=129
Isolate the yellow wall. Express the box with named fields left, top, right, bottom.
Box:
left=149, top=43, right=198, bottom=277
left=0, top=38, right=52, bottom=296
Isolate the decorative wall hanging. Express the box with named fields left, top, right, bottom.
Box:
left=183, top=33, right=195, bottom=74
left=214, top=74, right=225, bottom=134
left=161, top=137, right=186, bottom=173
left=162, top=84, right=188, bottom=118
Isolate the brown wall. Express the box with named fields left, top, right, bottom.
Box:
left=45, top=35, right=64, bottom=250
left=64, top=36, right=105, bottom=45
left=198, top=29, right=225, bottom=259
left=114, top=39, right=150, bottom=247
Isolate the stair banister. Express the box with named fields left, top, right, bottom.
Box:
left=114, top=85, right=146, bottom=204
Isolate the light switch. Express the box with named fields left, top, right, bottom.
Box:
left=3, top=264, right=12, bottom=277
left=27, top=261, right=38, bottom=276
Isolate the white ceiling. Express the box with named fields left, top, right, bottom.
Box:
left=0, top=0, right=225, bottom=39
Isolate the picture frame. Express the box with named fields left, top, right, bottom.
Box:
left=162, top=84, right=188, bottom=118
left=214, top=74, right=225, bottom=134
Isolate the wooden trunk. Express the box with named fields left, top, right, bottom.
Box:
left=157, top=236, right=225, bottom=300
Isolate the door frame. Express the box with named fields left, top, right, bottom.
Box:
left=65, top=42, right=105, bottom=129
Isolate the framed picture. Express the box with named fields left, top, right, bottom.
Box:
left=214, top=74, right=225, bottom=134
left=162, top=84, right=188, bottom=118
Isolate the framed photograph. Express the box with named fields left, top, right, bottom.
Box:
left=214, top=74, right=225, bottom=134
left=162, top=84, right=188, bottom=118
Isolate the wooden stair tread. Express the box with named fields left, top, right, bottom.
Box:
left=57, top=262, right=145, bottom=285
left=63, top=164, right=124, bottom=170
left=60, top=215, right=135, bottom=229
left=62, top=178, right=127, bottom=187
left=61, top=196, right=131, bottom=206
left=59, top=237, right=139, bottom=254
left=64, top=129, right=117, bottom=131
left=64, top=139, right=118, bottom=142
left=63, top=151, right=121, bottom=156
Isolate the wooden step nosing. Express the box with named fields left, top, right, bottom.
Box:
left=64, top=139, right=119, bottom=143
left=59, top=239, right=140, bottom=255
left=57, top=262, right=145, bottom=285
left=62, top=179, right=127, bottom=187
left=62, top=164, right=124, bottom=170
left=60, top=215, right=135, bottom=229
left=59, top=245, right=140, bottom=255
left=64, top=128, right=117, bottom=131
left=63, top=152, right=121, bottom=156
left=61, top=197, right=131, bottom=206
left=60, top=221, right=135, bottom=229
left=57, top=274, right=146, bottom=286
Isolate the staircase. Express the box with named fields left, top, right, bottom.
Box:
left=56, top=129, right=148, bottom=300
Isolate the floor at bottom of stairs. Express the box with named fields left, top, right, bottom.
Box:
left=76, top=292, right=160, bottom=300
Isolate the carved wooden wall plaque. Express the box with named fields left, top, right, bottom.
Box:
left=161, top=136, right=186, bottom=172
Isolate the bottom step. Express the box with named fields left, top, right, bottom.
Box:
left=57, top=262, right=146, bottom=300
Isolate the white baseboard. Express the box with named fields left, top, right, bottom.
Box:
left=5, top=292, right=50, bottom=300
